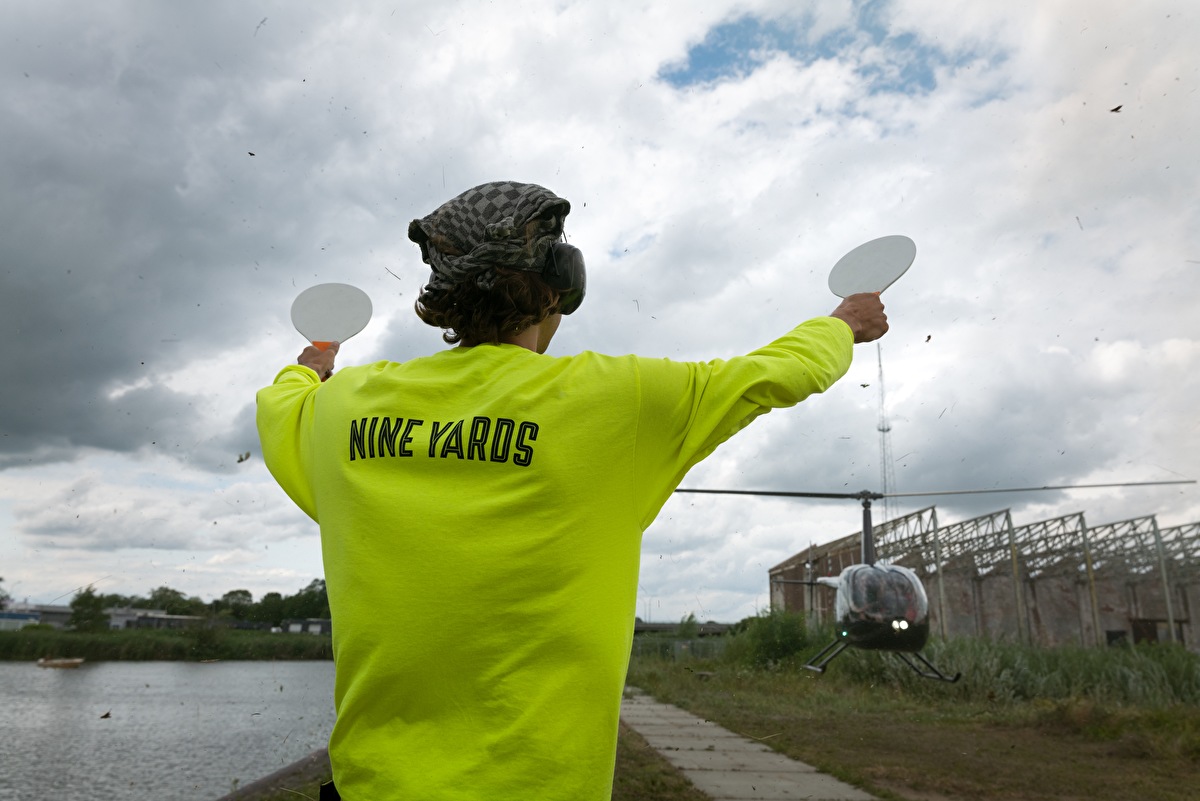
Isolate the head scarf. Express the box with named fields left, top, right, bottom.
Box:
left=408, top=181, right=571, bottom=295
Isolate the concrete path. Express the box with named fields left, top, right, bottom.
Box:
left=621, top=688, right=877, bottom=801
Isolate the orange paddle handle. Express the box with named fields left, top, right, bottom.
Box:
left=312, top=341, right=333, bottom=351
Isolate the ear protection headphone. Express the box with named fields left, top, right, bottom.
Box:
left=424, top=240, right=586, bottom=315
left=543, top=242, right=586, bottom=315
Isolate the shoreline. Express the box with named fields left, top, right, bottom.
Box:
left=214, top=748, right=331, bottom=801
left=0, top=628, right=333, bottom=662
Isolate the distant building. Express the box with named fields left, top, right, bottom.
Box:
left=225, top=619, right=274, bottom=631
left=283, top=618, right=332, bottom=635
left=0, top=611, right=41, bottom=631
left=633, top=619, right=730, bottom=636
left=7, top=603, right=209, bottom=631
left=106, top=607, right=205, bottom=630
left=7, top=603, right=73, bottom=629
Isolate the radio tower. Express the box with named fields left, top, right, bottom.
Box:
left=876, top=343, right=897, bottom=523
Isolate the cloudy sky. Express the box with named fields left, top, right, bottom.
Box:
left=2, top=0, right=1196, bottom=622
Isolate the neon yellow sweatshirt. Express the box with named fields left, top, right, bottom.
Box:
left=256, top=316, right=852, bottom=801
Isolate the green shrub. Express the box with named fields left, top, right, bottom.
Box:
left=721, top=610, right=814, bottom=669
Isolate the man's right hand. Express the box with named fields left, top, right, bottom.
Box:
left=830, top=293, right=888, bottom=343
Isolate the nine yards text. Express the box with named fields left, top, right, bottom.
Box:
left=350, top=416, right=538, bottom=466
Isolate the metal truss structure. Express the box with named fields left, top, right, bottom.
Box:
left=774, top=506, right=1200, bottom=650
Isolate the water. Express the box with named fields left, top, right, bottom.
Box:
left=0, top=660, right=336, bottom=801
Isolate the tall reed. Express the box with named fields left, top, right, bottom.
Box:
left=716, top=613, right=1200, bottom=707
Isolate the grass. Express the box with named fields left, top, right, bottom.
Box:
left=627, top=644, right=1200, bottom=801
left=611, top=722, right=712, bottom=801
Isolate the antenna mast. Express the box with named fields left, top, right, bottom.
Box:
left=877, top=343, right=897, bottom=523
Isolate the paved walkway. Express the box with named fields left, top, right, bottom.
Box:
left=621, top=688, right=877, bottom=801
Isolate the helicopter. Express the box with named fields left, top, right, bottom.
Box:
left=675, top=479, right=1193, bottom=683
left=670, top=235, right=1193, bottom=679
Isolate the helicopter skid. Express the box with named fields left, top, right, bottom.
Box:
left=804, top=636, right=962, bottom=683
left=803, top=638, right=851, bottom=673
left=893, top=651, right=962, bottom=683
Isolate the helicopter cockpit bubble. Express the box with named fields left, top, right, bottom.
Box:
left=835, top=564, right=930, bottom=652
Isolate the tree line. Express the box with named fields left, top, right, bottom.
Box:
left=0, top=577, right=330, bottom=633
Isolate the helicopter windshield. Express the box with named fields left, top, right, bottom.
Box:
left=837, top=564, right=929, bottom=624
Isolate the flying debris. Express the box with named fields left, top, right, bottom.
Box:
left=1110, top=105, right=1123, bottom=113
left=237, top=452, right=251, bottom=463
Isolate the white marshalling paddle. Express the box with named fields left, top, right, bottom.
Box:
left=828, top=235, right=916, bottom=297
left=290, top=283, right=373, bottom=350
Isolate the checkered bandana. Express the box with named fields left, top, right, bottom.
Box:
left=408, top=181, right=571, bottom=294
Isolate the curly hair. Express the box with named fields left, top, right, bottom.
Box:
left=415, top=267, right=561, bottom=345
left=414, top=215, right=564, bottom=345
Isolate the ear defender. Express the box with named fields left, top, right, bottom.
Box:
left=544, top=242, right=586, bottom=315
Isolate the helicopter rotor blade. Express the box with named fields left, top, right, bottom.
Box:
left=675, top=488, right=880, bottom=500
left=880, top=479, right=1194, bottom=499
left=675, top=479, right=1192, bottom=501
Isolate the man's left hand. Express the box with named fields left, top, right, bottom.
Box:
left=298, top=341, right=339, bottom=381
